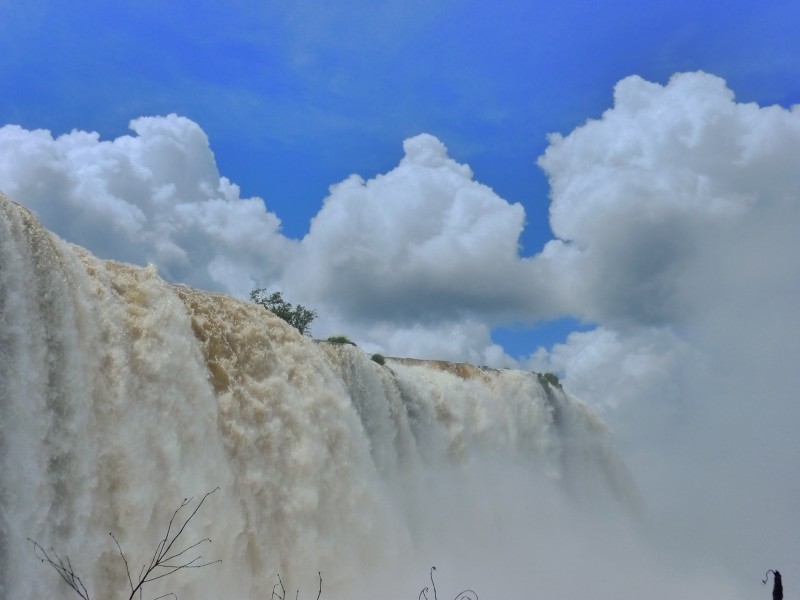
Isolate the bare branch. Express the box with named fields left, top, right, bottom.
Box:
left=420, top=567, right=478, bottom=600
left=153, top=496, right=192, bottom=568
left=110, top=532, right=135, bottom=594
left=144, top=555, right=223, bottom=582
left=30, top=488, right=220, bottom=600
left=28, top=538, right=91, bottom=600
left=162, top=537, right=213, bottom=563
left=270, top=571, right=321, bottom=600
left=123, top=487, right=221, bottom=600
left=272, top=573, right=287, bottom=600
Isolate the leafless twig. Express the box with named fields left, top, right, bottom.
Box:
left=420, top=566, right=478, bottom=600
left=30, top=488, right=221, bottom=600
left=28, top=539, right=91, bottom=600
left=272, top=571, right=322, bottom=600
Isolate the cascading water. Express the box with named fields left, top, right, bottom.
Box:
left=1, top=192, right=643, bottom=599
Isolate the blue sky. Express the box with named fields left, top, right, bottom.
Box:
left=3, top=0, right=798, bottom=358
left=3, top=0, right=800, bottom=586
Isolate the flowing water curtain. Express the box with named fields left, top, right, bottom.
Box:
left=2, top=193, right=640, bottom=600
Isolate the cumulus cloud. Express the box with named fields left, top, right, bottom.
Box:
left=532, top=70, right=800, bottom=416
left=280, top=133, right=562, bottom=328
left=0, top=115, right=294, bottom=298
left=538, top=71, right=800, bottom=329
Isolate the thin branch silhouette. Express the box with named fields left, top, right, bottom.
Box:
left=272, top=572, right=322, bottom=600
left=30, top=487, right=221, bottom=600
left=28, top=539, right=90, bottom=600
left=420, top=566, right=478, bottom=600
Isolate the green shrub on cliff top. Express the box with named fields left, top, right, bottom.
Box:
left=326, top=335, right=356, bottom=346
left=250, top=288, right=317, bottom=336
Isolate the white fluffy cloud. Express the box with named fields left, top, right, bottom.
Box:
left=538, top=71, right=800, bottom=329
left=280, top=134, right=561, bottom=327
left=532, top=71, right=800, bottom=413
left=0, top=115, right=294, bottom=298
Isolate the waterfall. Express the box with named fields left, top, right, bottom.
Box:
left=1, top=192, right=640, bottom=599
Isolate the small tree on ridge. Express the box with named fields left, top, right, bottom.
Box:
left=250, top=289, right=317, bottom=335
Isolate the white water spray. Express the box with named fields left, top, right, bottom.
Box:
left=2, top=193, right=690, bottom=599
